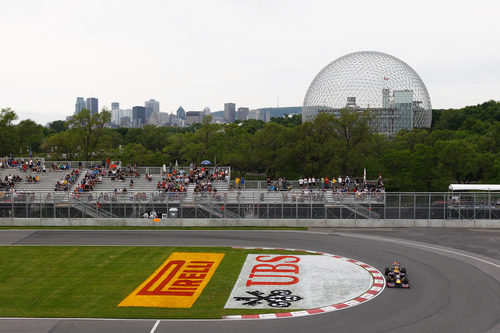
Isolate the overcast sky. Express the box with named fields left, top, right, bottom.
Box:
left=1, top=0, right=499, bottom=124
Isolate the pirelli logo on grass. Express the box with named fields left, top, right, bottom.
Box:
left=119, top=252, right=224, bottom=308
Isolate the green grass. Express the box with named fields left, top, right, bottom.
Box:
left=0, top=246, right=308, bottom=319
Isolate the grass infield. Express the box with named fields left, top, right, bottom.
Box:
left=0, top=246, right=309, bottom=319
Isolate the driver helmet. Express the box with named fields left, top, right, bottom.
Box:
left=394, top=267, right=400, bottom=273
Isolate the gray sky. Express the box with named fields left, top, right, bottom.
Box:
left=1, top=0, right=499, bottom=125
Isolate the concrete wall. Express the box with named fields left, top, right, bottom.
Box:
left=0, top=218, right=498, bottom=228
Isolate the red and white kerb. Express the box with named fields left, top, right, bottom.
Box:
left=223, top=247, right=385, bottom=320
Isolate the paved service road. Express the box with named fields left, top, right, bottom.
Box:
left=1, top=228, right=500, bottom=333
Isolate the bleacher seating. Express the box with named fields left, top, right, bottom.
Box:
left=0, top=168, right=78, bottom=192
left=92, top=174, right=163, bottom=192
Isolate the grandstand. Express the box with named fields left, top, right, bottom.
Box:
left=2, top=160, right=500, bottom=220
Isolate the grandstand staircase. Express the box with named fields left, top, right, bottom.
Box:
left=189, top=181, right=240, bottom=218
left=195, top=197, right=240, bottom=218
left=338, top=203, right=380, bottom=219
left=71, top=201, right=117, bottom=218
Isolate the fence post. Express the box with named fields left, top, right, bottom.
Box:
left=384, top=193, right=386, bottom=219
left=489, top=192, right=491, bottom=219
left=459, top=193, right=461, bottom=220
left=25, top=194, right=28, bottom=218
left=428, top=193, right=431, bottom=220
left=398, top=193, right=401, bottom=219
left=310, top=197, right=312, bottom=219
left=68, top=192, right=70, bottom=220
left=443, top=193, right=446, bottom=219
left=369, top=194, right=371, bottom=219
left=295, top=198, right=298, bottom=219
left=413, top=193, right=416, bottom=220
left=340, top=196, right=343, bottom=219
left=325, top=198, right=327, bottom=219
left=472, top=193, right=475, bottom=220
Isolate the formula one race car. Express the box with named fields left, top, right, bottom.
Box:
left=384, top=261, right=409, bottom=288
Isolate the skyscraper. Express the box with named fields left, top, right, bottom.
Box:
left=185, top=111, right=203, bottom=126
left=132, top=106, right=146, bottom=128
left=86, top=97, right=99, bottom=116
left=224, top=103, right=236, bottom=123
left=145, top=99, right=160, bottom=123
left=111, top=102, right=120, bottom=125
left=237, top=107, right=249, bottom=121
left=176, top=106, right=186, bottom=120
left=75, top=97, right=86, bottom=115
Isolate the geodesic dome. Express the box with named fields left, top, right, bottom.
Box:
left=302, top=51, right=432, bottom=133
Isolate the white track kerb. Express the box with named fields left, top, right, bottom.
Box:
left=223, top=247, right=385, bottom=320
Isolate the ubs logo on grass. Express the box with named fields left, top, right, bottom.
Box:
left=233, top=289, right=302, bottom=308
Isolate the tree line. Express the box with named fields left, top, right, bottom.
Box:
left=1, top=100, right=500, bottom=191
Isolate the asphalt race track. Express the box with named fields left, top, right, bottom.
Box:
left=1, top=228, right=500, bottom=333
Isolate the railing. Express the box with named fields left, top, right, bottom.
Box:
left=229, top=180, right=377, bottom=191
left=1, top=160, right=232, bottom=177
left=1, top=191, right=500, bottom=220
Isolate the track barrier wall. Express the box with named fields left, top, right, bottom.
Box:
left=0, top=191, right=499, bottom=227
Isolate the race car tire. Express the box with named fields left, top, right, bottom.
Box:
left=401, top=267, right=407, bottom=273
left=385, top=267, right=390, bottom=275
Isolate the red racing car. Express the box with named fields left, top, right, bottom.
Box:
left=384, top=261, right=409, bottom=288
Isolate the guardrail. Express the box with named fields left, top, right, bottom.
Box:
left=229, top=180, right=379, bottom=191
left=1, top=191, right=500, bottom=220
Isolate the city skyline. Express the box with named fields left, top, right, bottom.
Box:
left=1, top=1, right=499, bottom=124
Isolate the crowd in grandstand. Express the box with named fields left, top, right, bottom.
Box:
left=2, top=156, right=386, bottom=206
left=54, top=169, right=80, bottom=191
left=265, top=177, right=291, bottom=191
left=0, top=157, right=45, bottom=172
left=108, top=165, right=139, bottom=181
left=250, top=174, right=386, bottom=194
left=192, top=167, right=228, bottom=193
left=156, top=177, right=186, bottom=192
left=295, top=175, right=385, bottom=193
left=74, top=167, right=105, bottom=192
left=153, top=167, right=229, bottom=194
left=25, top=174, right=39, bottom=183
left=0, top=174, right=21, bottom=191
left=50, top=163, right=70, bottom=171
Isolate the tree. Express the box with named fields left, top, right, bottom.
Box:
left=270, top=114, right=302, bottom=127
left=48, top=120, right=67, bottom=133
left=67, top=108, right=112, bottom=160
left=42, top=130, right=80, bottom=160
left=252, top=122, right=289, bottom=178
left=162, top=133, right=188, bottom=166
left=123, top=128, right=144, bottom=145
left=434, top=109, right=466, bottom=130
left=295, top=115, right=337, bottom=176
left=139, top=125, right=170, bottom=152
left=0, top=108, right=18, bottom=156
left=392, top=129, right=429, bottom=151
left=16, top=119, right=44, bottom=154
left=330, top=109, right=372, bottom=176
left=434, top=139, right=479, bottom=184
left=119, top=143, right=151, bottom=166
